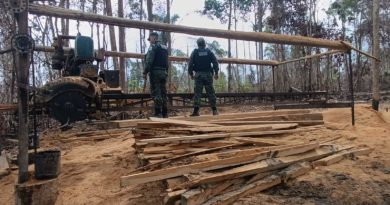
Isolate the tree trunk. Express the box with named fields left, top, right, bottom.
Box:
left=227, top=0, right=233, bottom=92
left=118, top=0, right=127, bottom=92
left=147, top=0, right=153, bottom=22
left=105, top=0, right=119, bottom=70
left=372, top=0, right=380, bottom=110
left=166, top=0, right=173, bottom=92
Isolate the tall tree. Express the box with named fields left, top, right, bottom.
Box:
left=105, top=0, right=119, bottom=70
left=372, top=0, right=380, bottom=110
left=202, top=0, right=234, bottom=92
left=118, top=0, right=127, bottom=92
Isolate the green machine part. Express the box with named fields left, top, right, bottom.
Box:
left=74, top=34, right=94, bottom=60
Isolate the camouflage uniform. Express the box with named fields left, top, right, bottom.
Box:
left=192, top=72, right=217, bottom=108
left=188, top=44, right=219, bottom=115
left=144, top=41, right=169, bottom=117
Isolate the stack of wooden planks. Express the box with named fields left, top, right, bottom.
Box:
left=121, top=110, right=372, bottom=205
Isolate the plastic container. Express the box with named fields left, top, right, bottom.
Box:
left=34, top=149, right=61, bottom=180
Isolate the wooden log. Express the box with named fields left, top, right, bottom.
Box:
left=120, top=143, right=318, bottom=186
left=313, top=148, right=373, bottom=167
left=34, top=45, right=279, bottom=66
left=277, top=50, right=344, bottom=65
left=29, top=4, right=348, bottom=50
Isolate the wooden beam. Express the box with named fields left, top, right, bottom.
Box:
left=138, top=127, right=320, bottom=145
left=277, top=50, right=344, bottom=66
left=203, top=162, right=312, bottom=205
left=313, top=148, right=373, bottom=167
left=29, top=4, right=349, bottom=50
left=341, top=41, right=381, bottom=62
left=213, top=120, right=324, bottom=126
left=148, top=117, right=220, bottom=127
left=33, top=45, right=279, bottom=66
left=133, top=143, right=249, bottom=173
left=120, top=143, right=318, bottom=186
left=212, top=113, right=323, bottom=122
left=175, top=146, right=336, bottom=190
left=174, top=110, right=312, bottom=122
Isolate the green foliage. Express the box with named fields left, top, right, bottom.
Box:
left=206, top=40, right=227, bottom=58
left=214, top=71, right=228, bottom=92
left=326, top=0, right=358, bottom=23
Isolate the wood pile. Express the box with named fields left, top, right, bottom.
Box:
left=121, top=110, right=372, bottom=205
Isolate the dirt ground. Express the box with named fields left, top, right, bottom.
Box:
left=1, top=104, right=389, bottom=205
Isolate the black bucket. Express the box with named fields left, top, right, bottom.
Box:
left=34, top=149, right=61, bottom=180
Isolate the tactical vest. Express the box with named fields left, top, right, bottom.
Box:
left=192, top=48, right=212, bottom=72
left=152, top=44, right=169, bottom=69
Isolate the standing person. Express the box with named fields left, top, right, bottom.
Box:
left=143, top=32, right=169, bottom=118
left=188, top=37, right=219, bottom=116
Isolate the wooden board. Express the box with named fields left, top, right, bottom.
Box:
left=120, top=143, right=318, bottom=186
left=203, top=175, right=282, bottom=205
left=181, top=178, right=246, bottom=205
left=214, top=120, right=324, bottom=126
left=149, top=117, right=220, bottom=127
left=313, top=148, right=373, bottom=167
left=175, top=145, right=337, bottom=189
left=212, top=113, right=323, bottom=122
left=138, top=127, right=319, bottom=145
left=166, top=124, right=276, bottom=133
left=203, top=162, right=312, bottom=205
left=174, top=110, right=312, bottom=122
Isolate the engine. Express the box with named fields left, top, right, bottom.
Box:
left=35, top=34, right=120, bottom=124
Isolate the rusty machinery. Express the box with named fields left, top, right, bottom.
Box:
left=34, top=34, right=121, bottom=124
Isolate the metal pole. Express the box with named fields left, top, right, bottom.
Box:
left=348, top=51, right=355, bottom=125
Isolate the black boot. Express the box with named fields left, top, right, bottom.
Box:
left=212, top=107, right=219, bottom=116
left=153, top=108, right=162, bottom=118
left=190, top=107, right=200, bottom=117
left=162, top=107, right=169, bottom=118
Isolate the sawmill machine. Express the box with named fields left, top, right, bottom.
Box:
left=35, top=34, right=121, bottom=124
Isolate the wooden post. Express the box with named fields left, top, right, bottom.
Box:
left=272, top=65, right=276, bottom=110
left=348, top=51, right=355, bottom=125
left=15, top=0, right=30, bottom=184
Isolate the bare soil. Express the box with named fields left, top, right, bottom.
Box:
left=1, top=104, right=389, bottom=205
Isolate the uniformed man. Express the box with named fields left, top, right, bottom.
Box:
left=188, top=37, right=219, bottom=116
left=143, top=32, right=169, bottom=118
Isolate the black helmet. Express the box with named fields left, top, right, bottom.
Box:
left=196, top=37, right=206, bottom=48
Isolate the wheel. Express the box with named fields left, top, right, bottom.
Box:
left=48, top=91, right=88, bottom=125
